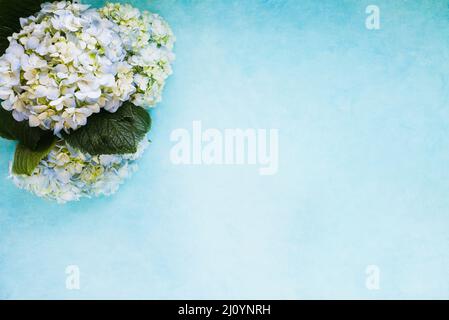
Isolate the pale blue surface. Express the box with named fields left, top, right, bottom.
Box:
left=1, top=0, right=449, bottom=299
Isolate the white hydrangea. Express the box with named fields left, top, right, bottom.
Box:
left=99, top=3, right=175, bottom=108
left=10, top=138, right=149, bottom=203
left=0, top=1, right=136, bottom=135
left=2, top=2, right=175, bottom=203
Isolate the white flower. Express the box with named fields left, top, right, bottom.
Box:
left=0, top=1, right=135, bottom=135
left=10, top=138, right=149, bottom=203
left=3, top=2, right=175, bottom=203
left=99, top=3, right=175, bottom=108
left=134, top=74, right=149, bottom=91
left=51, top=11, right=83, bottom=32
left=0, top=88, right=14, bottom=101
left=25, top=36, right=40, bottom=50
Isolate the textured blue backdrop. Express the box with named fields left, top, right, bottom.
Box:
left=1, top=0, right=449, bottom=299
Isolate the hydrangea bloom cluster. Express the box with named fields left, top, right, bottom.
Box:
left=99, top=3, right=175, bottom=107
left=0, top=1, right=175, bottom=135
left=0, top=2, right=175, bottom=203
left=0, top=1, right=136, bottom=134
left=10, top=138, right=149, bottom=203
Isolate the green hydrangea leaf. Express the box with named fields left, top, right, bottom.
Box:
left=0, top=0, right=48, bottom=55
left=12, top=136, right=56, bottom=176
left=0, top=108, right=53, bottom=150
left=0, top=111, right=15, bottom=140
left=63, top=102, right=151, bottom=155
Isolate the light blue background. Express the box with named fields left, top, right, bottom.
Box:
left=1, top=0, right=449, bottom=299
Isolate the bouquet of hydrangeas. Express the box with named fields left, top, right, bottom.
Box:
left=0, top=1, right=175, bottom=203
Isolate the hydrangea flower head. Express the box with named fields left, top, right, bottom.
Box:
left=99, top=3, right=175, bottom=108
left=10, top=138, right=149, bottom=203
left=1, top=2, right=175, bottom=203
left=0, top=1, right=136, bottom=135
